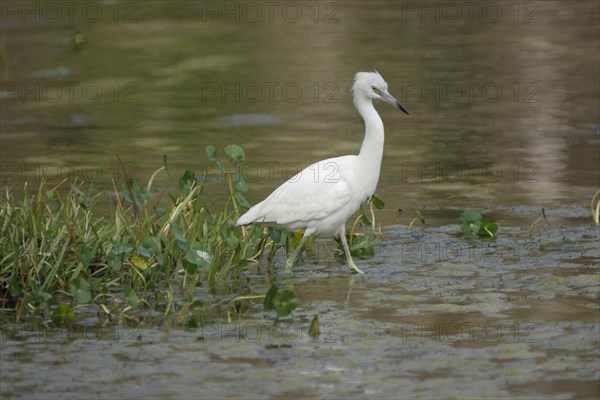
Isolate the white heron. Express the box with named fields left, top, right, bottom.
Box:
left=237, top=71, right=409, bottom=274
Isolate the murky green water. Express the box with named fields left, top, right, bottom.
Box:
left=1, top=1, right=599, bottom=398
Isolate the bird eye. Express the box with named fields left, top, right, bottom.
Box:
left=371, top=86, right=379, bottom=93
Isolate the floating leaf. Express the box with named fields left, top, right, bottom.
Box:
left=262, top=285, right=299, bottom=317
left=460, top=209, right=482, bottom=235
left=479, top=217, right=498, bottom=238
left=69, top=275, right=92, bottom=304
left=275, top=290, right=298, bottom=317
left=460, top=209, right=498, bottom=238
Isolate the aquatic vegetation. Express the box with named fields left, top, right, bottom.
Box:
left=408, top=210, right=425, bottom=231
left=459, top=209, right=498, bottom=238
left=530, top=207, right=551, bottom=231
left=0, top=145, right=303, bottom=321
left=263, top=284, right=298, bottom=322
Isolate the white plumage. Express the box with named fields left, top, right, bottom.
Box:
left=237, top=71, right=409, bottom=273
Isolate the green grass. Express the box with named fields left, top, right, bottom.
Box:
left=7, top=142, right=585, bottom=326
left=0, top=145, right=295, bottom=321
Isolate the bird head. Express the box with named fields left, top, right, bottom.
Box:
left=353, top=71, right=409, bottom=115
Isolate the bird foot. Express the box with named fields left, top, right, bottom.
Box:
left=347, top=262, right=365, bottom=274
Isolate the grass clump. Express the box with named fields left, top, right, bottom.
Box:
left=0, top=145, right=288, bottom=321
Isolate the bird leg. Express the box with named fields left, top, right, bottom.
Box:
left=285, top=233, right=310, bottom=272
left=339, top=232, right=365, bottom=274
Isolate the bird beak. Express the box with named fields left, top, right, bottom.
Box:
left=381, top=90, right=409, bottom=115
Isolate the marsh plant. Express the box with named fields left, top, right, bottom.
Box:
left=1, top=143, right=513, bottom=324
left=0, top=145, right=311, bottom=322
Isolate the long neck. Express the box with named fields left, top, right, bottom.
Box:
left=355, top=96, right=384, bottom=164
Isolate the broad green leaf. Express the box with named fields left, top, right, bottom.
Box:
left=350, top=235, right=375, bottom=258
left=28, top=279, right=50, bottom=305
left=225, top=144, right=245, bottom=165
left=268, top=228, right=282, bottom=243
left=51, top=304, right=75, bottom=325
left=460, top=209, right=498, bottom=238
left=227, top=232, right=240, bottom=249
left=183, top=260, right=198, bottom=275
left=205, top=145, right=217, bottom=160
left=478, top=217, right=498, bottom=238
left=234, top=173, right=248, bottom=192
left=139, top=236, right=155, bottom=257
left=107, top=251, right=122, bottom=271
left=215, top=160, right=226, bottom=173
left=69, top=275, right=92, bottom=304
left=123, top=285, right=139, bottom=308
left=234, top=192, right=251, bottom=208
left=459, top=209, right=482, bottom=235
left=7, top=275, right=21, bottom=297
left=122, top=179, right=151, bottom=210
left=275, top=290, right=298, bottom=317
left=263, top=284, right=278, bottom=311
left=359, top=203, right=372, bottom=225
left=371, top=194, right=385, bottom=209
left=185, top=247, right=212, bottom=268
left=45, top=190, right=59, bottom=203
left=170, top=223, right=185, bottom=242
left=171, top=223, right=189, bottom=252
left=179, top=170, right=196, bottom=192
left=33, top=288, right=51, bottom=304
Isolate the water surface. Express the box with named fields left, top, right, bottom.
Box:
left=1, top=1, right=599, bottom=398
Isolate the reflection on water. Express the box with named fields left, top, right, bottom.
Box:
left=1, top=1, right=598, bottom=217
left=1, top=1, right=599, bottom=398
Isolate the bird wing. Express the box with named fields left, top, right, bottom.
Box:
left=238, top=156, right=355, bottom=228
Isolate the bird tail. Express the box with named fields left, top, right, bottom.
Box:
left=236, top=203, right=262, bottom=226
